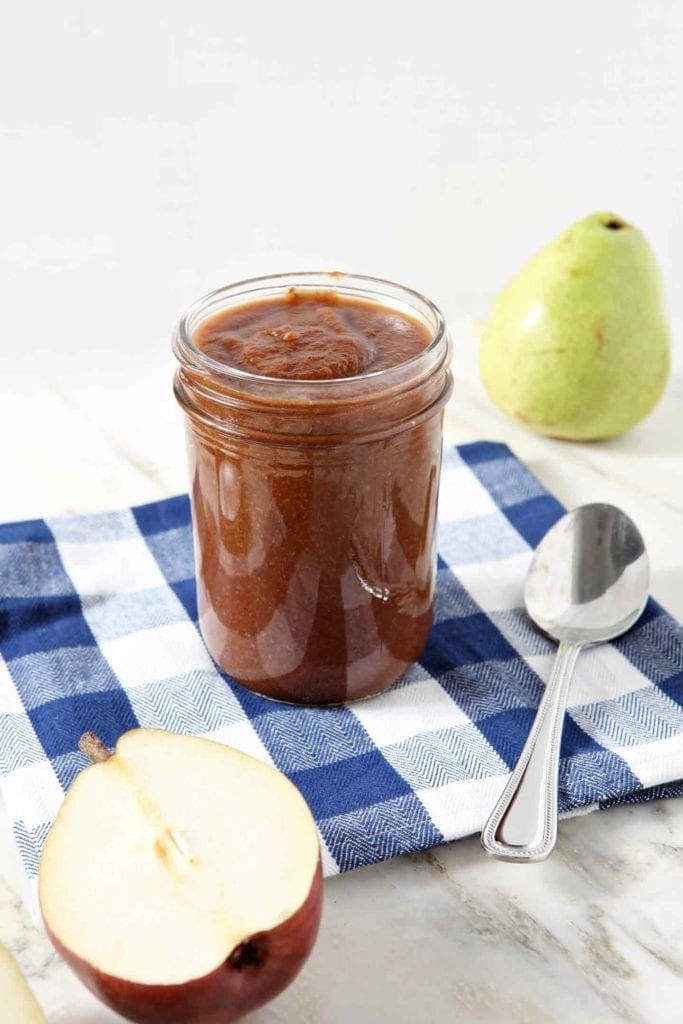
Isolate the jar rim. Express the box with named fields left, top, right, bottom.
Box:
left=172, top=270, right=448, bottom=393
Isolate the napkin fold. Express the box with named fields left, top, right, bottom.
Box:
left=1, top=441, right=681, bottom=881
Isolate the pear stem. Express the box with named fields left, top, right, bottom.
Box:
left=79, top=731, right=112, bottom=764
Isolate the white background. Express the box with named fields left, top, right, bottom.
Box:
left=2, top=0, right=682, bottom=385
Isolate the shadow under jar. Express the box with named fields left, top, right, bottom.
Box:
left=173, top=272, right=453, bottom=705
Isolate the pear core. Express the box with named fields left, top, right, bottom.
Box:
left=39, top=729, right=320, bottom=986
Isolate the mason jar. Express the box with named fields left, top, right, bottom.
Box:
left=173, top=272, right=452, bottom=705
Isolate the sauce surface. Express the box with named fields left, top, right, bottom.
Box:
left=195, top=289, right=431, bottom=380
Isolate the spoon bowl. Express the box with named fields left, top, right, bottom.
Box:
left=525, top=503, right=649, bottom=644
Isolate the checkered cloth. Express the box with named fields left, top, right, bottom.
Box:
left=1, top=442, right=681, bottom=883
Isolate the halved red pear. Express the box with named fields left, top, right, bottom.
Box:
left=0, top=943, right=46, bottom=1022
left=39, top=728, right=322, bottom=1024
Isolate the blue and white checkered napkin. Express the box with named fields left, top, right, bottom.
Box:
left=1, top=442, right=682, bottom=882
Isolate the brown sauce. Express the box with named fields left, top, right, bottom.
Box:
left=195, top=290, right=431, bottom=380
left=177, top=285, right=450, bottom=704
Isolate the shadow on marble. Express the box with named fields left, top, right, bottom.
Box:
left=599, top=381, right=683, bottom=460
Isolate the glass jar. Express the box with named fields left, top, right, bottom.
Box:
left=173, top=272, right=452, bottom=705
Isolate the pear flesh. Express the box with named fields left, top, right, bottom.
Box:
left=480, top=213, right=670, bottom=439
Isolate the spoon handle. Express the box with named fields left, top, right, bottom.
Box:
left=481, top=640, right=582, bottom=862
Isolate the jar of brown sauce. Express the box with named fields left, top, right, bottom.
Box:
left=173, top=273, right=452, bottom=705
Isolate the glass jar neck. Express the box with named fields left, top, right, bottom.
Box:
left=173, top=272, right=452, bottom=445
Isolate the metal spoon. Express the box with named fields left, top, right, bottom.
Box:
left=481, top=503, right=649, bottom=862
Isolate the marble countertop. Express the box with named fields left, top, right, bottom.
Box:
left=1, top=319, right=682, bottom=1023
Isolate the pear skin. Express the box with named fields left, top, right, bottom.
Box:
left=480, top=213, right=670, bottom=440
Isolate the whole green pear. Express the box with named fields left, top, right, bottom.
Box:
left=479, top=213, right=670, bottom=439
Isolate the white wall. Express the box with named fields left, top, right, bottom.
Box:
left=1, top=0, right=681, bottom=369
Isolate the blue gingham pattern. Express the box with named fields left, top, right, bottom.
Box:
left=1, top=442, right=681, bottom=880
